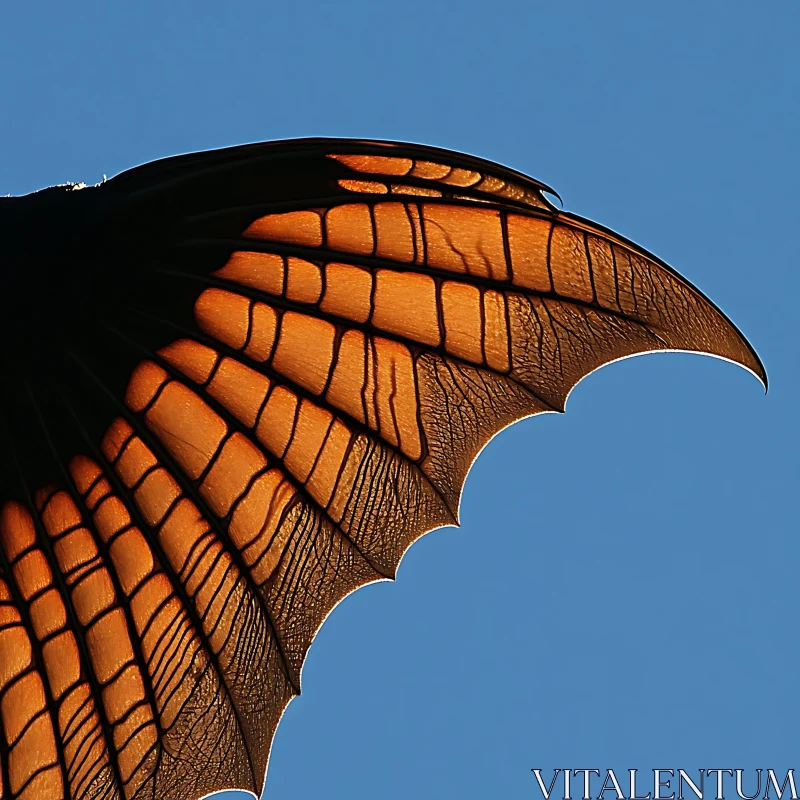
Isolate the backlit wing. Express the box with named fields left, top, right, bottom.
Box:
left=0, top=139, right=765, bottom=800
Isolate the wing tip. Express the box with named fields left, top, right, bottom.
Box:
left=741, top=350, right=768, bottom=394
left=705, top=312, right=768, bottom=394
left=558, top=209, right=768, bottom=395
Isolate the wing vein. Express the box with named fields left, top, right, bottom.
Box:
left=64, top=350, right=301, bottom=697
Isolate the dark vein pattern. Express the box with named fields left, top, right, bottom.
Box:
left=0, top=139, right=765, bottom=800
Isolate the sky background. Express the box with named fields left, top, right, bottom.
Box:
left=1, top=3, right=797, bottom=799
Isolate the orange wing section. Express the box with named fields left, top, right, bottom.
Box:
left=0, top=140, right=764, bottom=800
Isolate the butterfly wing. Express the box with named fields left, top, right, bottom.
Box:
left=0, top=139, right=765, bottom=800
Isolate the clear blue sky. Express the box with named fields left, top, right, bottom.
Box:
left=1, top=3, right=797, bottom=799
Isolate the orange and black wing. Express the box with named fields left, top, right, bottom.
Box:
left=0, top=139, right=765, bottom=800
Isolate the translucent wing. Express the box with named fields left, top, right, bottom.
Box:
left=0, top=139, right=765, bottom=800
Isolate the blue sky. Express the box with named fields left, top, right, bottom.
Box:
left=1, top=3, right=797, bottom=799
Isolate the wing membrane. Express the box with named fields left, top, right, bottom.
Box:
left=0, top=139, right=764, bottom=800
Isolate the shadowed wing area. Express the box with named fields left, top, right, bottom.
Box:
left=0, top=139, right=765, bottom=800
